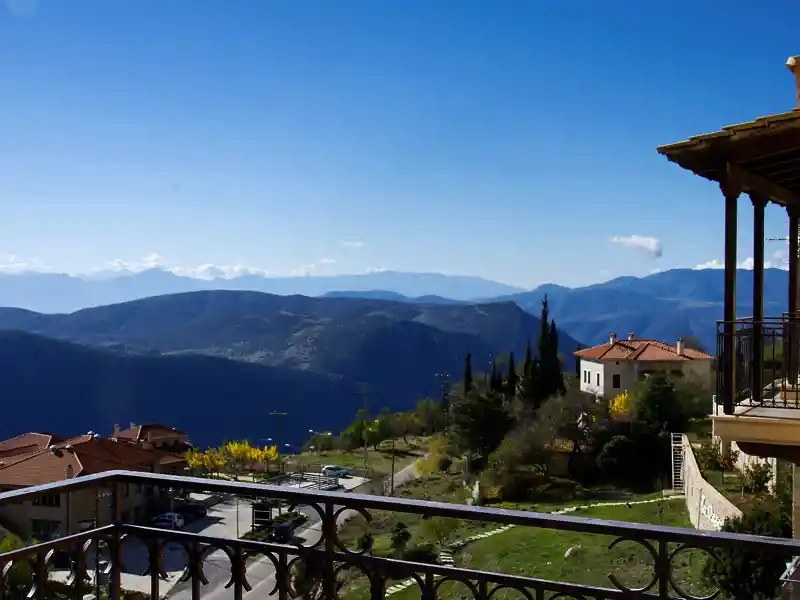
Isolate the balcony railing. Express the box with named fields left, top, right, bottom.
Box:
left=716, top=313, right=800, bottom=411
left=1, top=471, right=800, bottom=600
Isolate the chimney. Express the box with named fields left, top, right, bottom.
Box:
left=787, top=56, right=800, bottom=108
left=609, top=333, right=617, bottom=345
left=130, top=422, right=136, bottom=430
left=627, top=332, right=635, bottom=341
left=677, top=338, right=685, bottom=356
left=113, top=423, right=120, bottom=437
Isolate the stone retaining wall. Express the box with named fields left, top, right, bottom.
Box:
left=682, top=435, right=741, bottom=530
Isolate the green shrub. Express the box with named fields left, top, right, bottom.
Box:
left=743, top=462, right=773, bottom=494
left=703, top=500, right=790, bottom=600
left=695, top=440, right=739, bottom=473
left=437, top=456, right=453, bottom=473
left=390, top=522, right=411, bottom=556
left=403, top=543, right=438, bottom=564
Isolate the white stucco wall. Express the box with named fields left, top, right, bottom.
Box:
left=578, top=356, right=713, bottom=399
left=682, top=435, right=742, bottom=530
left=579, top=359, right=605, bottom=396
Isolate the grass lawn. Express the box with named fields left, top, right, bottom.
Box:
left=287, top=437, right=427, bottom=477
left=702, top=468, right=770, bottom=511
left=338, top=473, right=709, bottom=600
left=386, top=500, right=709, bottom=600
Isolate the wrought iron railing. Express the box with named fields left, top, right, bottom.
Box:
left=716, top=314, right=800, bottom=411
left=1, top=470, right=799, bottom=600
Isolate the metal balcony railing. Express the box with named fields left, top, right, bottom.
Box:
left=716, top=313, right=800, bottom=411
left=1, top=470, right=800, bottom=600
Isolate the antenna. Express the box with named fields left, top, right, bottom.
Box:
left=767, top=235, right=794, bottom=265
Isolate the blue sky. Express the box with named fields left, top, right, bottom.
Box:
left=2, top=0, right=799, bottom=288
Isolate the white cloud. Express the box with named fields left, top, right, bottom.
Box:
left=694, top=259, right=724, bottom=270
left=609, top=235, right=663, bottom=258
left=80, top=253, right=273, bottom=280
left=0, top=254, right=51, bottom=274
left=365, top=266, right=388, bottom=274
left=288, top=257, right=338, bottom=277
left=341, top=241, right=365, bottom=249
left=694, top=251, right=789, bottom=271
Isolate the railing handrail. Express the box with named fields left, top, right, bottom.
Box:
left=3, top=469, right=800, bottom=554
left=716, top=316, right=791, bottom=325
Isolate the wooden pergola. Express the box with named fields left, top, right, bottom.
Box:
left=657, top=57, right=800, bottom=415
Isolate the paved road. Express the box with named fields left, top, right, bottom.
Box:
left=166, top=461, right=421, bottom=599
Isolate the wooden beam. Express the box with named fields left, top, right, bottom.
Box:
left=727, top=163, right=800, bottom=206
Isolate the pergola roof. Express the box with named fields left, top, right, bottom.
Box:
left=657, top=109, right=800, bottom=206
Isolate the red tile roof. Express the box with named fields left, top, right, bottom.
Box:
left=115, top=424, right=187, bottom=442
left=0, top=433, right=62, bottom=458
left=0, top=434, right=178, bottom=488
left=574, top=339, right=713, bottom=362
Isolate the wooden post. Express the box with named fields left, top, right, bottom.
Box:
left=787, top=56, right=800, bottom=108
left=789, top=206, right=800, bottom=387
left=722, top=181, right=740, bottom=415
left=752, top=193, right=766, bottom=405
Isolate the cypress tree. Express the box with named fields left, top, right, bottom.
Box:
left=507, top=351, right=517, bottom=396
left=464, top=352, right=473, bottom=394
left=523, top=339, right=532, bottom=376
left=490, top=360, right=499, bottom=392
left=548, top=320, right=564, bottom=395
left=538, top=296, right=555, bottom=398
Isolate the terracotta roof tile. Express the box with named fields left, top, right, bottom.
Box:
left=0, top=433, right=62, bottom=457
left=0, top=435, right=176, bottom=488
left=116, top=424, right=187, bottom=441
left=574, top=339, right=713, bottom=362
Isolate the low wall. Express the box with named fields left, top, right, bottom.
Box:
left=682, top=435, right=742, bottom=530
left=350, top=476, right=387, bottom=496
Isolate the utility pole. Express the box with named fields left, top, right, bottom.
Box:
left=358, top=391, right=369, bottom=474
left=435, top=372, right=451, bottom=409
left=269, top=411, right=288, bottom=449
left=389, top=436, right=396, bottom=496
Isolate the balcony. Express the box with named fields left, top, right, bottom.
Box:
left=1, top=471, right=800, bottom=600
left=714, top=315, right=800, bottom=456
left=712, top=313, right=800, bottom=452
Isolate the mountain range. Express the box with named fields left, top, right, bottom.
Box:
left=0, top=270, right=522, bottom=313
left=310, top=268, right=789, bottom=352
left=0, top=266, right=788, bottom=353
left=0, top=292, right=579, bottom=446
left=0, top=266, right=788, bottom=445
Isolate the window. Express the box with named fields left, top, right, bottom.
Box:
left=33, top=493, right=61, bottom=508
left=612, top=374, right=621, bottom=389
left=596, top=373, right=600, bottom=386
left=30, top=519, right=61, bottom=541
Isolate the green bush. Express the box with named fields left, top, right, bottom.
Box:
left=743, top=462, right=773, bottom=494
left=703, top=500, right=790, bottom=600
left=695, top=440, right=739, bottom=473
left=403, top=543, right=438, bottom=564
left=437, top=456, right=453, bottom=472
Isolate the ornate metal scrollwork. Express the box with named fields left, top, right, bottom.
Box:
left=487, top=583, right=534, bottom=600
left=667, top=543, right=722, bottom=600
left=332, top=505, right=373, bottom=554
left=606, top=536, right=659, bottom=594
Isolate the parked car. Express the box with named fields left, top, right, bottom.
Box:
left=152, top=512, right=185, bottom=530
left=321, top=465, right=351, bottom=478
left=269, top=522, right=294, bottom=543
left=176, top=503, right=208, bottom=523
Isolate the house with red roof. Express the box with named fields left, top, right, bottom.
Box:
left=573, top=333, right=713, bottom=398
left=0, top=426, right=189, bottom=541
